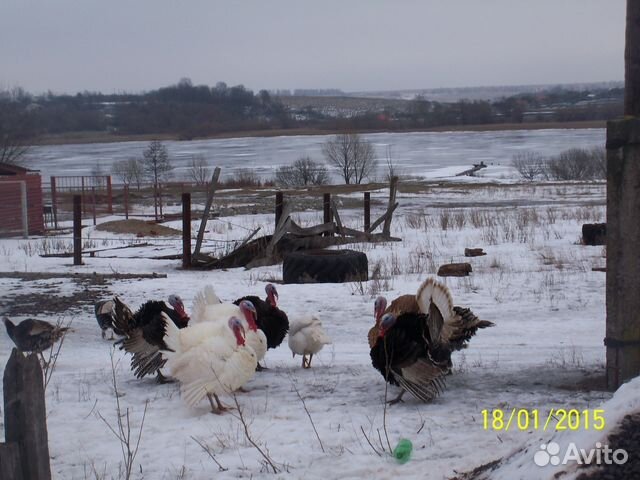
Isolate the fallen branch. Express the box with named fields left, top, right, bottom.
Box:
left=191, top=436, right=228, bottom=472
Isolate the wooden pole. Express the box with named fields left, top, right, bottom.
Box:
left=275, top=191, right=284, bottom=229
left=0, top=443, right=24, bottom=480
left=364, top=192, right=371, bottom=231
left=91, top=187, right=97, bottom=226
left=194, top=167, right=221, bottom=257
left=3, top=349, right=52, bottom=480
left=323, top=193, right=332, bottom=237
left=124, top=185, right=129, bottom=219
left=73, top=195, right=82, bottom=265
left=182, top=193, right=191, bottom=269
left=625, top=0, right=640, bottom=116
left=606, top=1, right=640, bottom=390
left=382, top=176, right=398, bottom=237
left=50, top=176, right=58, bottom=229
left=106, top=175, right=113, bottom=214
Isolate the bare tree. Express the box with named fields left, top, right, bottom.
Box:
left=322, top=133, right=377, bottom=184
left=142, top=140, right=173, bottom=186
left=113, top=158, right=144, bottom=189
left=0, top=101, right=34, bottom=166
left=275, top=156, right=329, bottom=187
left=512, top=152, right=545, bottom=181
left=188, top=155, right=211, bottom=185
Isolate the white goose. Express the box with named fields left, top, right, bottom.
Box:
left=190, top=285, right=267, bottom=365
left=162, top=315, right=257, bottom=414
left=288, top=315, right=331, bottom=368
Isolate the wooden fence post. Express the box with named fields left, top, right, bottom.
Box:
left=50, top=177, right=58, bottom=229
left=91, top=187, right=97, bottom=226
left=323, top=193, right=332, bottom=237
left=0, top=443, right=24, bottom=479
left=3, top=349, right=52, bottom=480
left=73, top=195, right=82, bottom=265
left=124, top=185, right=129, bottom=220
left=382, top=176, right=398, bottom=237
left=364, top=192, right=371, bottom=232
left=275, top=191, right=284, bottom=229
left=106, top=175, right=113, bottom=214
left=194, top=167, right=221, bottom=257
left=182, top=193, right=192, bottom=269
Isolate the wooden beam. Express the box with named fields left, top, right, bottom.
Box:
left=73, top=195, right=82, bottom=266
left=382, top=176, right=398, bottom=236
left=625, top=0, right=640, bottom=116
left=331, top=199, right=345, bottom=237
left=193, top=167, right=221, bottom=257
left=266, top=201, right=292, bottom=256
left=182, top=192, right=191, bottom=269
left=367, top=202, right=399, bottom=233
left=0, top=443, right=23, bottom=480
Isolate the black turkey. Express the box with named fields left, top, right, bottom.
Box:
left=233, top=284, right=289, bottom=368
left=370, top=277, right=493, bottom=403
left=112, top=295, right=190, bottom=383
left=370, top=312, right=449, bottom=404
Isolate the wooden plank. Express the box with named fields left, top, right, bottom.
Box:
left=3, top=349, right=52, bottom=480
left=193, top=167, right=221, bottom=256
left=382, top=176, right=398, bottom=236
left=288, top=220, right=336, bottom=237
left=238, top=227, right=261, bottom=249
left=367, top=202, right=399, bottom=233
left=0, top=271, right=167, bottom=280
left=0, top=443, right=24, bottom=480
left=331, top=200, right=345, bottom=237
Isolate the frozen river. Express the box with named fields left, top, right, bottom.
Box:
left=26, top=128, right=605, bottom=182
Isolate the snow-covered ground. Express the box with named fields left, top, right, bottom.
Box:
left=0, top=173, right=621, bottom=480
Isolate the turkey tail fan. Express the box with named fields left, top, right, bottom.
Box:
left=112, top=296, right=134, bottom=334
left=416, top=277, right=455, bottom=345
left=181, top=378, right=213, bottom=407
left=192, top=285, right=222, bottom=322
left=394, top=359, right=447, bottom=402
left=131, top=351, right=166, bottom=379
left=448, top=306, right=495, bottom=351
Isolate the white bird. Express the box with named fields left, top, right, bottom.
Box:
left=190, top=285, right=267, bottom=365
left=162, top=314, right=257, bottom=414
left=288, top=315, right=331, bottom=368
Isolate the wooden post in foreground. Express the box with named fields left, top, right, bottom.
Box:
left=73, top=195, right=82, bottom=265
left=364, top=192, right=371, bottom=232
left=182, top=193, right=192, bottom=269
left=606, top=0, right=640, bottom=390
left=2, top=349, right=52, bottom=480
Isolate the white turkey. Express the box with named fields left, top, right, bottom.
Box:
left=288, top=315, right=331, bottom=368
left=162, top=314, right=257, bottom=414
left=190, top=285, right=267, bottom=367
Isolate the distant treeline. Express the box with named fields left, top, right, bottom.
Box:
left=0, top=79, right=624, bottom=143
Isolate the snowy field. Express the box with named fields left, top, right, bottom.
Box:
left=1, top=164, right=623, bottom=479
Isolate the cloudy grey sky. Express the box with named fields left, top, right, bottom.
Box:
left=0, top=0, right=626, bottom=94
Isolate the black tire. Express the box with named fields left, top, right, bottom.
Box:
left=582, top=223, right=606, bottom=246
left=283, top=249, right=368, bottom=284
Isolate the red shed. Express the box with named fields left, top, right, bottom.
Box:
left=0, top=163, right=45, bottom=236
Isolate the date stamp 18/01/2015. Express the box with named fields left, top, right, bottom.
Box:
left=481, top=408, right=606, bottom=432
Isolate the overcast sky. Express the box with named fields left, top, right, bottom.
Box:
left=0, top=0, right=626, bottom=95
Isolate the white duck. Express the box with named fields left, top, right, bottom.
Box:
left=162, top=314, right=257, bottom=414
left=288, top=315, right=331, bottom=368
left=190, top=285, right=267, bottom=365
